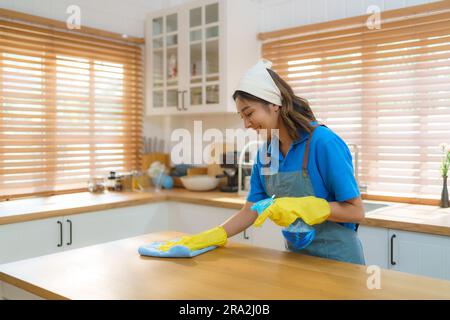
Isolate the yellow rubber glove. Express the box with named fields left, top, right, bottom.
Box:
left=158, top=226, right=227, bottom=252
left=253, top=196, right=331, bottom=228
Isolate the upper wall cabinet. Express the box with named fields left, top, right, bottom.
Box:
left=145, top=0, right=260, bottom=116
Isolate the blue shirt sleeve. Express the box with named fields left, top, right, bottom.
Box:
left=315, top=134, right=360, bottom=202
left=246, top=156, right=268, bottom=203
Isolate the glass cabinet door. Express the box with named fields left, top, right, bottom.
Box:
left=151, top=13, right=179, bottom=110
left=188, top=2, right=219, bottom=107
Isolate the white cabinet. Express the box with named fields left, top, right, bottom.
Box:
left=0, top=217, right=64, bottom=264
left=145, top=0, right=259, bottom=116
left=0, top=203, right=166, bottom=264
left=389, top=229, right=450, bottom=281
left=358, top=225, right=450, bottom=281
left=358, top=225, right=389, bottom=269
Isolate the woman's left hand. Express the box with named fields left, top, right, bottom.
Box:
left=253, top=196, right=331, bottom=227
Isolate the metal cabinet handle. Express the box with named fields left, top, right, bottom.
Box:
left=390, top=234, right=396, bottom=266
left=66, top=219, right=72, bottom=246
left=176, top=91, right=182, bottom=111
left=243, top=229, right=250, bottom=240
left=57, top=221, right=63, bottom=247
left=181, top=90, right=187, bottom=110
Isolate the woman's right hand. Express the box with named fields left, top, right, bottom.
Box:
left=157, top=226, right=227, bottom=252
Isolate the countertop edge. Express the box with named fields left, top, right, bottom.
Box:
left=361, top=217, right=450, bottom=237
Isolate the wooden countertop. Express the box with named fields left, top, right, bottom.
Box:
left=1, top=231, right=450, bottom=300
left=1, top=188, right=450, bottom=236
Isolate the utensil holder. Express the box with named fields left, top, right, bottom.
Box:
left=142, top=153, right=170, bottom=171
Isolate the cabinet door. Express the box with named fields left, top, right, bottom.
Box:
left=146, top=9, right=182, bottom=114
left=64, top=203, right=168, bottom=250
left=358, top=225, right=389, bottom=269
left=167, top=201, right=253, bottom=245
left=185, top=1, right=221, bottom=111
left=0, top=217, right=63, bottom=264
left=389, top=229, right=450, bottom=281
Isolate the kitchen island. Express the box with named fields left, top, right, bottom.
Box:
left=1, top=231, right=450, bottom=300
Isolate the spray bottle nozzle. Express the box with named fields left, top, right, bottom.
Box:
left=251, top=195, right=276, bottom=216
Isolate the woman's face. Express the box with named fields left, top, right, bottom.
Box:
left=236, top=97, right=279, bottom=137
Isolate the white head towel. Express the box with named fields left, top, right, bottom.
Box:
left=236, top=59, right=282, bottom=106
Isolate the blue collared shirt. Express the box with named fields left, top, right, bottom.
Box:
left=247, top=124, right=360, bottom=230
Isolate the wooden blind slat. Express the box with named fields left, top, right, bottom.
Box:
left=0, top=42, right=141, bottom=65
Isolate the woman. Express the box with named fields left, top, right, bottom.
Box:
left=145, top=60, right=365, bottom=265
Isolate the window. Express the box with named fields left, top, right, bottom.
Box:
left=0, top=20, right=142, bottom=199
left=260, top=2, right=450, bottom=200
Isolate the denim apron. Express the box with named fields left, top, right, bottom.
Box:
left=263, top=125, right=365, bottom=265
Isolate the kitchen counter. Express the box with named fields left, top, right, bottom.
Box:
left=1, top=188, right=450, bottom=236
left=1, top=230, right=450, bottom=300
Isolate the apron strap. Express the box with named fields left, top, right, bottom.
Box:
left=302, top=124, right=321, bottom=177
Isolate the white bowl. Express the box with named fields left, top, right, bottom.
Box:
left=180, top=175, right=220, bottom=191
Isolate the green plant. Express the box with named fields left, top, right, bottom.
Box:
left=439, top=143, right=450, bottom=177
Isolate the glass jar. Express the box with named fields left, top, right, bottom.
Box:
left=87, top=176, right=106, bottom=193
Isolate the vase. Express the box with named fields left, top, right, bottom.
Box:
left=441, top=176, right=449, bottom=208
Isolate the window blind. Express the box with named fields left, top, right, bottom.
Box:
left=260, top=1, right=450, bottom=199
left=0, top=19, right=143, bottom=199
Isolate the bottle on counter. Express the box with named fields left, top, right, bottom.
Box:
left=115, top=175, right=124, bottom=192
left=106, top=171, right=117, bottom=191
left=121, top=173, right=133, bottom=191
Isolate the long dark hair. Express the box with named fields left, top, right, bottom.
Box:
left=233, top=68, right=316, bottom=140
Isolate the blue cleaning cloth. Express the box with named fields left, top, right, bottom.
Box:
left=138, top=238, right=217, bottom=258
